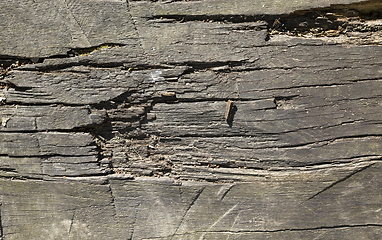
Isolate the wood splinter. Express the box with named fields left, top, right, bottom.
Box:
left=225, top=100, right=235, bottom=124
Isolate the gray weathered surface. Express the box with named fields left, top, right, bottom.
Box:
left=0, top=0, right=136, bottom=58
left=0, top=0, right=381, bottom=239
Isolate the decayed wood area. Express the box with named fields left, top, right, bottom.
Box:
left=0, top=0, right=381, bottom=239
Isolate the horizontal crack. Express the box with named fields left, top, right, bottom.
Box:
left=1, top=43, right=125, bottom=63
left=274, top=134, right=382, bottom=150
left=255, top=78, right=382, bottom=93
left=172, top=224, right=382, bottom=236
left=154, top=131, right=382, bottom=147
left=0, top=99, right=89, bottom=107
left=0, top=127, right=100, bottom=134
left=148, top=14, right=273, bottom=24
left=0, top=175, right=44, bottom=181
left=0, top=154, right=97, bottom=158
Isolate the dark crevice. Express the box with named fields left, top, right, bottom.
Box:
left=269, top=158, right=381, bottom=170
left=287, top=159, right=373, bottom=169
left=268, top=134, right=382, bottom=150
left=0, top=127, right=100, bottom=134
left=160, top=133, right=382, bottom=142
left=158, top=133, right=278, bottom=138
left=0, top=56, right=34, bottom=63
left=10, top=61, right=175, bottom=73
left=294, top=161, right=353, bottom=168
left=45, top=172, right=109, bottom=179
left=267, top=161, right=354, bottom=170
left=93, top=91, right=134, bottom=110
left=1, top=59, right=34, bottom=80
left=177, top=64, right=377, bottom=76
left=1, top=44, right=126, bottom=72
left=195, top=158, right=369, bottom=170
left=173, top=60, right=248, bottom=73
left=226, top=101, right=237, bottom=128
left=0, top=101, right=88, bottom=107
left=269, top=0, right=382, bottom=37
left=17, top=61, right=124, bottom=72
left=147, top=0, right=382, bottom=42
left=153, top=97, right=220, bottom=104
left=257, top=78, right=382, bottom=93
left=0, top=175, right=44, bottom=181
left=0, top=167, right=17, bottom=173
left=251, top=110, right=376, bottom=126
left=348, top=77, right=382, bottom=83
left=163, top=97, right=274, bottom=104
left=0, top=81, right=32, bottom=92
left=42, top=161, right=101, bottom=165
left=130, top=0, right=202, bottom=2
left=274, top=95, right=299, bottom=109
left=0, top=154, right=97, bottom=159
left=21, top=43, right=125, bottom=61
left=197, top=161, right=258, bottom=170
left=149, top=14, right=278, bottom=24
left=150, top=2, right=381, bottom=23
left=172, top=224, right=382, bottom=235
left=67, top=43, right=125, bottom=57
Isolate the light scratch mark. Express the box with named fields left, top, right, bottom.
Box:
left=199, top=203, right=239, bottom=240
left=171, top=186, right=206, bottom=239
left=217, top=184, right=235, bottom=201
left=68, top=209, right=75, bottom=236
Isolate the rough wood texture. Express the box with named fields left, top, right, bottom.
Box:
left=1, top=0, right=381, bottom=239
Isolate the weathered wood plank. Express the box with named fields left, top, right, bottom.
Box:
left=15, top=44, right=148, bottom=71
left=0, top=105, right=105, bottom=131
left=0, top=132, right=96, bottom=156
left=172, top=162, right=382, bottom=238
left=4, top=44, right=381, bottom=105
left=2, top=161, right=378, bottom=239
left=0, top=0, right=381, bottom=239
left=3, top=68, right=139, bottom=104
left=131, top=0, right=366, bottom=18
left=0, top=0, right=136, bottom=58
left=146, top=91, right=381, bottom=137
left=143, top=44, right=382, bottom=100
left=0, top=157, right=42, bottom=178
left=42, top=156, right=106, bottom=177
left=132, top=20, right=268, bottom=64
left=0, top=156, right=105, bottom=178
left=0, top=179, right=129, bottom=240
left=142, top=90, right=381, bottom=168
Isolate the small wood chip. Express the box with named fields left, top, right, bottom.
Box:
left=225, top=100, right=234, bottom=121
